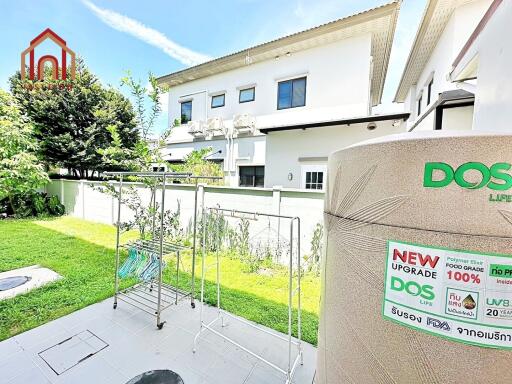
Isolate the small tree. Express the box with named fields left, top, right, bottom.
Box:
left=119, top=71, right=172, bottom=171
left=120, top=71, right=168, bottom=141
left=172, top=148, right=224, bottom=182
left=94, top=183, right=182, bottom=241
left=0, top=89, right=49, bottom=215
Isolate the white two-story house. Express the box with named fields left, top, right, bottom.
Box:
left=394, top=0, right=493, bottom=132
left=157, top=1, right=408, bottom=189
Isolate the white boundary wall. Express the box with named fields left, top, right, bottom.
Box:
left=46, top=179, right=324, bottom=256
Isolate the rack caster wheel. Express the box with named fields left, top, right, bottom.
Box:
left=157, top=322, right=165, bottom=330
left=191, top=302, right=196, bottom=309
left=113, top=303, right=117, bottom=309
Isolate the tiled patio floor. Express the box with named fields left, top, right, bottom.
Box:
left=0, top=298, right=316, bottom=384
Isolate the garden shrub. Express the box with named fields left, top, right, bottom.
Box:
left=1, top=192, right=65, bottom=218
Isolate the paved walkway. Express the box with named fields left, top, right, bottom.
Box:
left=0, top=298, right=316, bottom=384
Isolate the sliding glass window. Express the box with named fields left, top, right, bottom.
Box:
left=277, top=77, right=306, bottom=110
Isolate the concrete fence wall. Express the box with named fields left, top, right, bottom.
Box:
left=46, top=179, right=325, bottom=257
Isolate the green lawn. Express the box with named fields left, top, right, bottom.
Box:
left=0, top=217, right=320, bottom=344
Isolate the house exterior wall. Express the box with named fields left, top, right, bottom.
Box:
left=443, top=105, right=474, bottom=130
left=165, top=34, right=373, bottom=136
left=164, top=135, right=266, bottom=187
left=471, top=1, right=512, bottom=132
left=264, top=120, right=404, bottom=189
left=412, top=105, right=474, bottom=132
left=164, top=33, right=377, bottom=188
left=405, top=0, right=492, bottom=131
left=410, top=110, right=435, bottom=132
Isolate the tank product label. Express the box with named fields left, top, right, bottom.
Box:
left=383, top=240, right=512, bottom=349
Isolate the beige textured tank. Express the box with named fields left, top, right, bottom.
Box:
left=317, top=131, right=512, bottom=384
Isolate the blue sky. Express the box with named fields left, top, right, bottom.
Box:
left=0, top=0, right=426, bottom=132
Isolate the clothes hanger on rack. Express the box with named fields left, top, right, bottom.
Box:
left=118, top=247, right=139, bottom=278
left=139, top=252, right=166, bottom=282
left=133, top=249, right=148, bottom=277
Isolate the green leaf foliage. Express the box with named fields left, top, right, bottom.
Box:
left=9, top=58, right=140, bottom=177
left=0, top=89, right=49, bottom=210
left=171, top=147, right=224, bottom=181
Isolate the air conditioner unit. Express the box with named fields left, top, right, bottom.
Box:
left=205, top=117, right=225, bottom=137
left=233, top=114, right=256, bottom=135
left=187, top=121, right=205, bottom=138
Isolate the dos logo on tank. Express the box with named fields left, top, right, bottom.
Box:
left=423, top=162, right=512, bottom=203
left=424, top=162, right=512, bottom=190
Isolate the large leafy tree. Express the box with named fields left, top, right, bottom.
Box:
left=0, top=89, right=49, bottom=213
left=9, top=58, right=140, bottom=177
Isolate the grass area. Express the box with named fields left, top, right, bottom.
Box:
left=0, top=217, right=320, bottom=344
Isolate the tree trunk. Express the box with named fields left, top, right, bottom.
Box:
left=8, top=195, right=16, bottom=217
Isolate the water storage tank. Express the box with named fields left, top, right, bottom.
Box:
left=317, top=131, right=512, bottom=384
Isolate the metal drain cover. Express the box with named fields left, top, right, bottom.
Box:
left=38, top=330, right=108, bottom=375
left=0, top=276, right=31, bottom=291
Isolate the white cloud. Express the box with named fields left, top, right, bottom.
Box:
left=82, top=0, right=212, bottom=66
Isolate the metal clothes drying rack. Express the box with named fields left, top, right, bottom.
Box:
left=116, top=239, right=190, bottom=328
left=104, top=171, right=221, bottom=329
left=193, top=207, right=303, bottom=384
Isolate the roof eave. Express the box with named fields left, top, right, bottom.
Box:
left=157, top=1, right=401, bottom=99
left=449, top=0, right=502, bottom=82
left=259, top=112, right=410, bottom=134
left=372, top=0, right=402, bottom=106
left=393, top=0, right=439, bottom=103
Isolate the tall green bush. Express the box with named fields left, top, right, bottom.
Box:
left=0, top=89, right=49, bottom=216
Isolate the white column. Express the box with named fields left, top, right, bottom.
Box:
left=60, top=179, right=65, bottom=206
left=273, top=185, right=283, bottom=255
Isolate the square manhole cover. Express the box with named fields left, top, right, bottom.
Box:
left=38, top=330, right=108, bottom=375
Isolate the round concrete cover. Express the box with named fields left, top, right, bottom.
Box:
left=0, top=276, right=31, bottom=291
left=126, top=370, right=184, bottom=384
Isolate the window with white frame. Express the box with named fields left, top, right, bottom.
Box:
left=301, top=165, right=326, bottom=190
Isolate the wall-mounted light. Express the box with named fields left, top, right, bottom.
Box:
left=286, top=52, right=291, bottom=57
left=367, top=122, right=377, bottom=131
left=288, top=172, right=293, bottom=181
left=275, top=56, right=280, bottom=61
